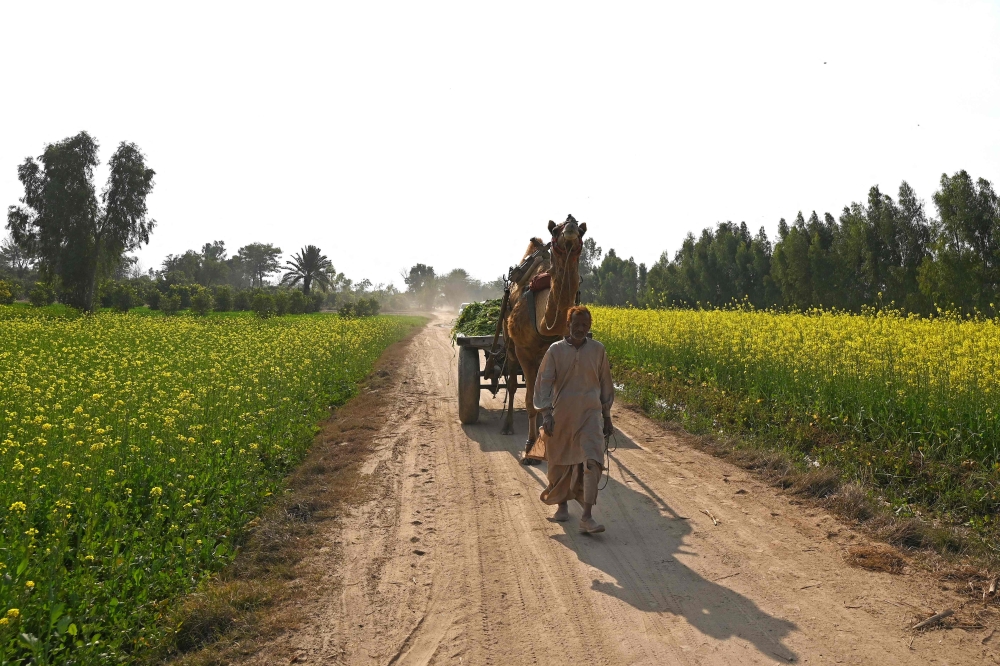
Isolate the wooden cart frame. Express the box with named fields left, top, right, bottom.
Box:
left=455, top=334, right=525, bottom=425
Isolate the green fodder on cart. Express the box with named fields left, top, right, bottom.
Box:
left=451, top=298, right=502, bottom=341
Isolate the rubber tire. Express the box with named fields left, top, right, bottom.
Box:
left=458, top=346, right=481, bottom=424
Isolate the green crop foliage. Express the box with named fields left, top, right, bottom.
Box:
left=0, top=307, right=421, bottom=662
left=591, top=306, right=1000, bottom=525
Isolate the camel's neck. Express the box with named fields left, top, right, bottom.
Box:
left=539, top=248, right=581, bottom=336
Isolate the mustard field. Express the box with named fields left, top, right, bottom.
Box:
left=591, top=307, right=1000, bottom=524
left=0, top=309, right=419, bottom=663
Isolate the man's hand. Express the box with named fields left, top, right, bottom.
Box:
left=542, top=413, right=555, bottom=437
left=603, top=416, right=614, bottom=438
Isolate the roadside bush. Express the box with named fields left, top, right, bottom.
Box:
left=0, top=279, right=15, bottom=305
left=190, top=286, right=214, bottom=316
left=274, top=290, right=290, bottom=316
left=146, top=286, right=162, bottom=310
left=214, top=285, right=233, bottom=312
left=309, top=291, right=324, bottom=313
left=252, top=292, right=276, bottom=318
left=29, top=282, right=56, bottom=307
left=162, top=293, right=182, bottom=315
left=338, top=302, right=355, bottom=317
left=288, top=289, right=307, bottom=314
left=234, top=290, right=252, bottom=311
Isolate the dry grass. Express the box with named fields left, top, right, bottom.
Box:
left=790, top=467, right=841, bottom=499
left=824, top=483, right=875, bottom=523
left=845, top=545, right=906, bottom=574
left=151, top=324, right=423, bottom=665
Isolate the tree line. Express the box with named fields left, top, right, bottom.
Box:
left=7, top=132, right=997, bottom=317
left=1, top=131, right=392, bottom=316
left=401, top=264, right=503, bottom=309
left=580, top=170, right=1000, bottom=315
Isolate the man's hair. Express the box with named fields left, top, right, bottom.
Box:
left=567, top=305, right=592, bottom=324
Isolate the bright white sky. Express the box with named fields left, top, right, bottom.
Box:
left=2, top=1, right=999, bottom=287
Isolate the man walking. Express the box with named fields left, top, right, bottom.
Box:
left=533, top=305, right=615, bottom=533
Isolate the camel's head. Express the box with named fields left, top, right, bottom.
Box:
left=547, top=214, right=587, bottom=259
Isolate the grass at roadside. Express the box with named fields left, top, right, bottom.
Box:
left=0, top=306, right=423, bottom=664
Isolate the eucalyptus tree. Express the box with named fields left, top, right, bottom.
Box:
left=6, top=131, right=155, bottom=311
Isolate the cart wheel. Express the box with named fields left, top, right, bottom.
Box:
left=458, top=346, right=481, bottom=424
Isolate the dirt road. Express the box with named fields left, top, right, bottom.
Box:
left=249, top=315, right=995, bottom=665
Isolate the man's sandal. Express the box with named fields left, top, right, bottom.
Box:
left=553, top=506, right=570, bottom=522
left=579, top=517, right=605, bottom=534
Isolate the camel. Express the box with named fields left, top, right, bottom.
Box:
left=501, top=215, right=587, bottom=461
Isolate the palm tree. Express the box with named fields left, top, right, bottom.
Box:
left=281, top=245, right=334, bottom=294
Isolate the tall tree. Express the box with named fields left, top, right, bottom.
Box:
left=404, top=263, right=437, bottom=308
left=236, top=242, right=282, bottom=289
left=6, top=131, right=155, bottom=310
left=919, top=170, right=1000, bottom=311
left=161, top=250, right=202, bottom=282
left=404, top=264, right=435, bottom=290
left=440, top=268, right=475, bottom=307
left=656, top=222, right=777, bottom=308
left=0, top=234, right=34, bottom=279
left=771, top=213, right=814, bottom=308
left=578, top=237, right=603, bottom=303
left=593, top=249, right=639, bottom=306
left=199, top=240, right=229, bottom=286
left=280, top=245, right=334, bottom=294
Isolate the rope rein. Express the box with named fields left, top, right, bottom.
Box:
left=599, top=430, right=619, bottom=491
left=538, top=236, right=582, bottom=337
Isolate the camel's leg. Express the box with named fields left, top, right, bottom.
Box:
left=501, top=346, right=518, bottom=436
left=502, top=375, right=517, bottom=435
left=523, top=360, right=540, bottom=446
left=519, top=359, right=542, bottom=465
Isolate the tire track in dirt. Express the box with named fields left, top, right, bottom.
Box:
left=247, top=314, right=995, bottom=665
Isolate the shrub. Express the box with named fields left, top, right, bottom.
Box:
left=339, top=298, right=381, bottom=318
left=110, top=282, right=138, bottom=313
left=190, top=286, right=214, bottom=316
left=274, top=291, right=290, bottom=316
left=29, top=283, right=56, bottom=307
left=252, top=292, right=276, bottom=318
left=233, top=290, right=252, bottom=311
left=146, top=287, right=162, bottom=310
left=169, top=284, right=192, bottom=309
left=288, top=289, right=307, bottom=315
left=308, top=291, right=324, bottom=313
left=214, top=285, right=233, bottom=312
left=0, top=280, right=15, bottom=305
left=162, top=293, right=182, bottom=315
left=97, top=279, right=116, bottom=308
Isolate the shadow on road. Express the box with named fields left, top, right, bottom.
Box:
left=463, top=407, right=798, bottom=663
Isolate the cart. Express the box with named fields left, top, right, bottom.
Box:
left=455, top=333, right=524, bottom=425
